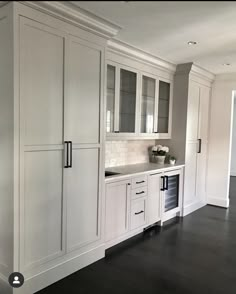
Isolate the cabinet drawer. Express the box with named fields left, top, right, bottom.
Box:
left=131, top=186, right=147, bottom=200
left=131, top=198, right=146, bottom=230
left=131, top=175, right=147, bottom=189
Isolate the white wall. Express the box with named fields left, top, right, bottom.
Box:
left=231, top=99, right=236, bottom=176
left=207, top=74, right=236, bottom=208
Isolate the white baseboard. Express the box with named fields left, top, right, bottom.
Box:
left=16, top=245, right=105, bottom=294
left=207, top=196, right=229, bottom=208
left=182, top=201, right=206, bottom=217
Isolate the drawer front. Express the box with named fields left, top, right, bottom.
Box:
left=131, top=186, right=147, bottom=200
left=131, top=175, right=147, bottom=189
left=131, top=199, right=146, bottom=230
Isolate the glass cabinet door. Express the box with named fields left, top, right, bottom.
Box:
left=164, top=174, right=179, bottom=212
left=141, top=75, right=156, bottom=133
left=158, top=80, right=170, bottom=133
left=106, top=65, right=116, bottom=133
left=119, top=68, right=137, bottom=133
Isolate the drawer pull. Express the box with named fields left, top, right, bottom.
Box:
left=135, top=210, right=144, bottom=215
left=136, top=180, right=145, bottom=184
left=136, top=191, right=145, bottom=195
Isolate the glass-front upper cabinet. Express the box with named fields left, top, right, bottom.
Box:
left=140, top=75, right=157, bottom=134
left=106, top=63, right=138, bottom=135
left=158, top=80, right=171, bottom=134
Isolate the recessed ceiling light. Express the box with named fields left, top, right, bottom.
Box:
left=223, top=63, right=231, bottom=66
left=187, top=41, right=197, bottom=45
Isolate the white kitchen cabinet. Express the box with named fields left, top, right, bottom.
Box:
left=130, top=198, right=147, bottom=230
left=0, top=2, right=119, bottom=293
left=105, top=180, right=131, bottom=242
left=20, top=17, right=66, bottom=271
left=171, top=63, right=213, bottom=216
left=106, top=62, right=138, bottom=136
left=106, top=60, right=173, bottom=140
left=147, top=173, right=162, bottom=225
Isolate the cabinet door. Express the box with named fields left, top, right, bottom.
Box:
left=186, top=81, right=200, bottom=141
left=106, top=64, right=116, bottom=133
left=184, top=142, right=198, bottom=206
left=148, top=173, right=162, bottom=225
left=65, top=36, right=103, bottom=144
left=196, top=85, right=210, bottom=203
left=157, top=80, right=172, bottom=134
left=105, top=180, right=131, bottom=241
left=19, top=17, right=65, bottom=270
left=140, top=75, right=157, bottom=134
left=119, top=68, right=137, bottom=133
left=66, top=148, right=100, bottom=252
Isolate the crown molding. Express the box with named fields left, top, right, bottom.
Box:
left=19, top=1, right=121, bottom=39
left=176, top=62, right=215, bottom=83
left=108, top=39, right=176, bottom=74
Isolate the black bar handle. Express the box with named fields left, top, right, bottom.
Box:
left=136, top=191, right=145, bottom=195
left=64, top=141, right=69, bottom=168
left=165, top=176, right=169, bottom=190
left=198, top=139, right=202, bottom=154
left=135, top=210, right=144, bottom=215
left=136, top=180, right=145, bottom=184
left=69, top=141, right=72, bottom=168
left=161, top=176, right=165, bottom=191
left=114, top=131, right=119, bottom=133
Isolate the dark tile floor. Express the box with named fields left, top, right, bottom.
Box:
left=37, top=177, right=236, bottom=294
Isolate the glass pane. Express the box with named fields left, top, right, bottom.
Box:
left=165, top=175, right=179, bottom=212
left=158, top=81, right=170, bottom=133
left=141, top=76, right=155, bottom=133
left=106, top=65, right=115, bottom=133
left=119, top=69, right=136, bottom=133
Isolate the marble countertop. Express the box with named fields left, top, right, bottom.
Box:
left=105, top=162, right=185, bottom=182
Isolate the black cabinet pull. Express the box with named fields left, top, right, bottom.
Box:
left=165, top=176, right=169, bottom=190
left=136, top=191, right=145, bottom=195
left=161, top=176, right=165, bottom=191
left=64, top=141, right=69, bottom=168
left=114, top=131, right=119, bottom=133
left=136, top=180, right=145, bottom=184
left=198, top=139, right=202, bottom=154
left=135, top=210, right=144, bottom=215
left=69, top=141, right=72, bottom=168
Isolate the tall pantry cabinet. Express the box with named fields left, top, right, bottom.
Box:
left=170, top=63, right=214, bottom=216
left=0, top=2, right=119, bottom=294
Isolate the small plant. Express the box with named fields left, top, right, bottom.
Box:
left=169, top=156, right=176, bottom=161
left=152, top=145, right=169, bottom=156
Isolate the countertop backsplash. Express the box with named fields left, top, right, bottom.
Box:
left=105, top=140, right=155, bottom=168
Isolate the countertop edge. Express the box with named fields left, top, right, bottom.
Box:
left=105, top=163, right=185, bottom=183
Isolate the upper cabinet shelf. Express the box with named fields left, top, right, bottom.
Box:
left=106, top=61, right=173, bottom=140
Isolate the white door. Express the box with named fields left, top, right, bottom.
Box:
left=105, top=180, right=131, bottom=242
left=196, top=85, right=210, bottom=203
left=19, top=17, right=65, bottom=270
left=147, top=173, right=162, bottom=225
left=64, top=36, right=103, bottom=252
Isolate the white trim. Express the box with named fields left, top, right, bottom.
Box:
left=207, top=196, right=230, bottom=208
left=16, top=245, right=105, bottom=294
left=108, top=39, right=176, bottom=74
left=176, top=63, right=215, bottom=83
left=182, top=201, right=206, bottom=217
left=19, top=1, right=121, bottom=39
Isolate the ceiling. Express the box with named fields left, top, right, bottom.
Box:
left=71, top=1, right=236, bottom=74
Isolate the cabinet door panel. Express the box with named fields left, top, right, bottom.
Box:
left=20, top=18, right=64, bottom=146
left=105, top=180, right=130, bottom=241
left=186, top=82, right=200, bottom=141
left=198, top=86, right=210, bottom=142
left=66, top=148, right=100, bottom=251
left=24, top=151, right=63, bottom=268
left=148, top=173, right=161, bottom=225
left=65, top=37, right=101, bottom=144
left=158, top=81, right=170, bottom=133
left=184, top=142, right=198, bottom=205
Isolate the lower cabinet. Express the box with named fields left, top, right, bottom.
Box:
left=105, top=167, right=183, bottom=248
left=105, top=179, right=131, bottom=242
